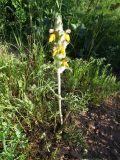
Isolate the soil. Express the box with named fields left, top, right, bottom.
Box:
left=76, top=92, right=120, bottom=160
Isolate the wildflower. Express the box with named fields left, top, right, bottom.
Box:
left=59, top=46, right=65, bottom=55
left=57, top=58, right=69, bottom=74
left=52, top=46, right=65, bottom=57
left=61, top=59, right=69, bottom=67
left=48, top=13, right=71, bottom=125
left=49, top=33, right=56, bottom=43
left=64, top=29, right=71, bottom=43
left=64, top=33, right=70, bottom=43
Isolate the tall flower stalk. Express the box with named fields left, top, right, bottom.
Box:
left=49, top=13, right=71, bottom=125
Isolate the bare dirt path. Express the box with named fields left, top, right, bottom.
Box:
left=78, top=93, right=120, bottom=160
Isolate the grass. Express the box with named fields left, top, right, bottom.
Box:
left=0, top=1, right=120, bottom=159
left=0, top=43, right=119, bottom=159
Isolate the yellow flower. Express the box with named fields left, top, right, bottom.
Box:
left=60, top=46, right=65, bottom=54
left=52, top=46, right=65, bottom=56
left=64, top=33, right=70, bottom=43
left=52, top=48, right=58, bottom=56
left=49, top=33, right=56, bottom=42
left=61, top=59, right=69, bottom=67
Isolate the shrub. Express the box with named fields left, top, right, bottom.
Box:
left=65, top=58, right=119, bottom=109
left=0, top=0, right=120, bottom=73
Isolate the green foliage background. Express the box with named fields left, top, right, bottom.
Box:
left=0, top=0, right=120, bottom=159
left=0, top=0, right=120, bottom=71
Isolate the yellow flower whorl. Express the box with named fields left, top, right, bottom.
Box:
left=52, top=46, right=65, bottom=57
left=61, top=59, right=69, bottom=67
left=64, top=33, right=70, bottom=43
left=49, top=33, right=56, bottom=43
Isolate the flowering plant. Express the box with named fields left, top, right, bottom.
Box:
left=49, top=13, right=71, bottom=124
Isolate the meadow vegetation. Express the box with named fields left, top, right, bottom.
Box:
left=0, top=0, right=120, bottom=159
